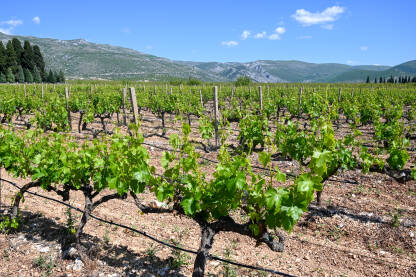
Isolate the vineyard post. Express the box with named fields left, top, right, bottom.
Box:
left=338, top=88, right=342, bottom=103
left=351, top=88, right=354, bottom=98
left=65, top=87, right=72, bottom=131
left=199, top=89, right=203, bottom=106
left=298, top=86, right=303, bottom=109
left=213, top=86, right=220, bottom=148
left=231, top=87, right=235, bottom=99
left=129, top=87, right=139, bottom=125
left=41, top=83, right=44, bottom=98
left=258, top=86, right=263, bottom=111
left=122, top=87, right=127, bottom=126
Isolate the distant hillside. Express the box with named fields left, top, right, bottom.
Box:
left=329, top=60, right=416, bottom=82
left=1, top=32, right=413, bottom=83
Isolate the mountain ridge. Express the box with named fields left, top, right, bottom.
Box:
left=0, top=32, right=413, bottom=82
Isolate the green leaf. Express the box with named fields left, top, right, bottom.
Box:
left=181, top=197, right=195, bottom=215
left=258, top=152, right=271, bottom=168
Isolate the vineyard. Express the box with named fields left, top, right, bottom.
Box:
left=0, top=82, right=415, bottom=276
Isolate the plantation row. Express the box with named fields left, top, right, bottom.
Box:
left=0, top=82, right=416, bottom=276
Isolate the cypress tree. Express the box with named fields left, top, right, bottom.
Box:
left=47, top=69, right=56, bottom=83
left=5, top=41, right=17, bottom=70
left=6, top=68, right=15, bottom=82
left=374, top=77, right=377, bottom=83
left=24, top=68, right=33, bottom=83
left=366, top=76, right=370, bottom=83
left=11, top=38, right=23, bottom=65
left=58, top=70, right=65, bottom=83
left=0, top=72, right=6, bottom=83
left=379, top=76, right=382, bottom=83
left=32, top=45, right=46, bottom=80
left=33, top=66, right=41, bottom=83
left=17, top=65, right=25, bottom=83
left=22, top=40, right=35, bottom=70
left=0, top=42, right=6, bottom=74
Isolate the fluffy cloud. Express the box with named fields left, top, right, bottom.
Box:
left=32, top=16, right=40, bottom=24
left=241, top=30, right=250, bottom=40
left=221, top=40, right=238, bottom=47
left=275, top=27, right=286, bottom=34
left=292, top=6, right=344, bottom=26
left=254, top=31, right=266, bottom=39
left=360, top=46, right=368, bottom=51
left=268, top=34, right=280, bottom=40
left=0, top=19, right=23, bottom=34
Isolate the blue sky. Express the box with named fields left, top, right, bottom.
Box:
left=1, top=0, right=414, bottom=66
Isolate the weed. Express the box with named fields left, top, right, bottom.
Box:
left=33, top=255, right=55, bottom=275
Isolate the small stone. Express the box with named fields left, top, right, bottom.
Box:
left=72, top=258, right=84, bottom=271
left=410, top=231, right=414, bottom=238
left=295, top=258, right=301, bottom=263
left=63, top=247, right=78, bottom=259
left=379, top=250, right=386, bottom=255
left=107, top=274, right=119, bottom=277
left=39, top=246, right=50, bottom=253
left=351, top=194, right=356, bottom=198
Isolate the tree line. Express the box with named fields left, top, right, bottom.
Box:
left=366, top=75, right=416, bottom=83
left=0, top=38, right=65, bottom=83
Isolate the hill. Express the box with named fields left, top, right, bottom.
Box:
left=2, top=32, right=414, bottom=82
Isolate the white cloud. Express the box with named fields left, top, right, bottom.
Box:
left=221, top=40, right=238, bottom=47
left=292, top=6, right=344, bottom=26
left=297, top=35, right=312, bottom=39
left=145, top=45, right=152, bottom=50
left=360, top=46, right=368, bottom=51
left=241, top=30, right=250, bottom=40
left=1, top=19, right=23, bottom=27
left=0, top=19, right=23, bottom=34
left=254, top=31, right=266, bottom=39
left=32, top=16, right=40, bottom=24
left=275, top=27, right=286, bottom=34
left=268, top=34, right=280, bottom=40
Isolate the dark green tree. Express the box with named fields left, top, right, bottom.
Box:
left=24, top=68, right=33, bottom=83
left=58, top=70, right=65, bottom=83
left=11, top=38, right=23, bottom=65
left=32, top=66, right=42, bottom=83
left=32, top=45, right=45, bottom=79
left=365, top=76, right=370, bottom=83
left=379, top=76, right=382, bottom=83
left=17, top=65, right=25, bottom=83
left=22, top=40, right=35, bottom=70
left=0, top=72, right=6, bottom=83
left=6, top=68, right=15, bottom=82
left=374, top=77, right=377, bottom=83
left=47, top=69, right=56, bottom=83
left=5, top=41, right=17, bottom=70
left=0, top=42, right=6, bottom=74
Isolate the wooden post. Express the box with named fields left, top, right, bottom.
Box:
left=298, top=87, right=303, bottom=107
left=122, top=87, right=127, bottom=126
left=231, top=87, right=235, bottom=99
left=130, top=87, right=139, bottom=125
left=199, top=89, right=203, bottom=106
left=338, top=88, right=342, bottom=103
left=41, top=83, right=44, bottom=98
left=65, top=87, right=72, bottom=130
left=258, top=86, right=263, bottom=111
left=213, top=86, right=220, bottom=148
left=351, top=88, right=354, bottom=98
